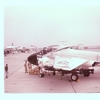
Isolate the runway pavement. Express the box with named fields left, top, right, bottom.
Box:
left=4, top=52, right=100, bottom=93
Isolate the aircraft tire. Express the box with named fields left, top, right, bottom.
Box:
left=53, top=71, right=56, bottom=76
left=39, top=73, right=44, bottom=78
left=71, top=73, right=79, bottom=81
left=83, top=70, right=90, bottom=77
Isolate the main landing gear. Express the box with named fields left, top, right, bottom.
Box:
left=71, top=73, right=79, bottom=81
left=38, top=67, right=94, bottom=81
left=61, top=68, right=94, bottom=81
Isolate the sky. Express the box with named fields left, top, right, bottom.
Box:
left=3, top=1, right=100, bottom=48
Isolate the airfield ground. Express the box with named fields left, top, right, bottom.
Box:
left=4, top=51, right=100, bottom=93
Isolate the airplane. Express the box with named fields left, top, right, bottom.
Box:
left=4, top=45, right=18, bottom=54
left=27, top=45, right=100, bottom=81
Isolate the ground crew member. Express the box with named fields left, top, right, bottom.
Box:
left=28, top=62, right=32, bottom=73
left=24, top=60, right=28, bottom=73
left=5, top=64, right=9, bottom=78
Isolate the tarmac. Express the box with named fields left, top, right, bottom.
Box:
left=4, top=52, right=100, bottom=93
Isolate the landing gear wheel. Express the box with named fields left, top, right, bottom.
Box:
left=53, top=71, right=56, bottom=75
left=83, top=70, right=90, bottom=77
left=71, top=73, right=79, bottom=81
left=39, top=73, right=44, bottom=78
left=91, top=70, right=94, bottom=74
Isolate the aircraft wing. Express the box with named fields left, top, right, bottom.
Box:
left=55, top=48, right=100, bottom=62
left=53, top=56, right=88, bottom=70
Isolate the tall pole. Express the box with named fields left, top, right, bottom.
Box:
left=58, top=41, right=68, bottom=45
left=12, top=43, right=14, bottom=46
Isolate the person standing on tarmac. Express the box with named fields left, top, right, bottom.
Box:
left=28, top=62, right=32, bottom=73
left=5, top=64, right=9, bottom=78
left=24, top=60, right=28, bottom=73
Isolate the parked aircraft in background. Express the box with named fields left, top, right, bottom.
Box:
left=4, top=45, right=18, bottom=55
left=27, top=45, right=100, bottom=81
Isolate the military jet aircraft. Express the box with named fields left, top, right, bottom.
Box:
left=27, top=45, right=100, bottom=81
